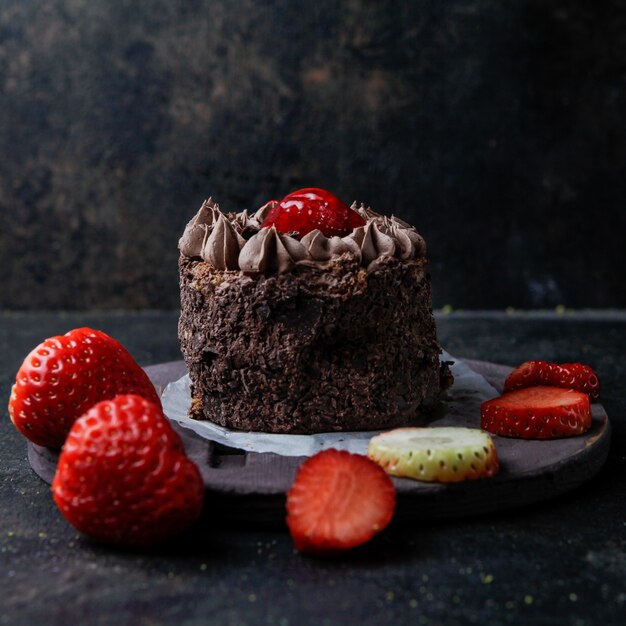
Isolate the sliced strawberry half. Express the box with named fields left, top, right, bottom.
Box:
left=504, top=360, right=600, bottom=401
left=504, top=360, right=554, bottom=391
left=286, top=449, right=395, bottom=555
left=481, top=386, right=591, bottom=439
left=551, top=363, right=600, bottom=401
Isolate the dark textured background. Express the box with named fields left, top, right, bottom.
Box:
left=0, top=0, right=624, bottom=310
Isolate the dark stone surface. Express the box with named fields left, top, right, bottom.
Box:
left=1, top=1, right=625, bottom=309
left=1, top=310, right=625, bottom=625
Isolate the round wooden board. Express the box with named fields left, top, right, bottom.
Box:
left=28, top=359, right=611, bottom=522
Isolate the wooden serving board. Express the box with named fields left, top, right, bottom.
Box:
left=28, top=359, right=611, bottom=523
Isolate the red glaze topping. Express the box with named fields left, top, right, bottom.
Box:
left=260, top=188, right=365, bottom=239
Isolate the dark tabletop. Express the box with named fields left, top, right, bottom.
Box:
left=1, top=310, right=624, bottom=626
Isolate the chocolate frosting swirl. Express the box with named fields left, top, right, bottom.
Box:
left=239, top=226, right=310, bottom=274
left=300, top=230, right=362, bottom=263
left=202, top=213, right=246, bottom=270
left=179, top=198, right=426, bottom=273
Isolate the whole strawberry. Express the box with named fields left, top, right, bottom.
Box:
left=261, top=188, right=365, bottom=239
left=52, top=394, right=204, bottom=548
left=9, top=328, right=161, bottom=449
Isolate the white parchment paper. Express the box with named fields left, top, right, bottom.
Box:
left=161, top=351, right=499, bottom=457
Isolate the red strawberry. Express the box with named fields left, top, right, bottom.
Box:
left=481, top=386, right=591, bottom=439
left=504, top=360, right=554, bottom=391
left=52, top=394, right=204, bottom=548
left=504, top=360, right=600, bottom=401
left=286, top=449, right=395, bottom=555
left=9, top=328, right=161, bottom=449
left=551, top=363, right=600, bottom=401
left=261, top=188, right=365, bottom=239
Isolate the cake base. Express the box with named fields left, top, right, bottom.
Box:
left=179, top=255, right=451, bottom=433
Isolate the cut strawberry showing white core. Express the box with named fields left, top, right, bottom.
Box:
left=367, top=427, right=499, bottom=483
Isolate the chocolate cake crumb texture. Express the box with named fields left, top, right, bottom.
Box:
left=179, top=252, right=451, bottom=433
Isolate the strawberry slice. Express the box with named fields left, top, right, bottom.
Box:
left=286, top=449, right=395, bottom=555
left=368, top=427, right=499, bottom=483
left=481, top=386, right=591, bottom=439
left=8, top=327, right=161, bottom=449
left=504, top=360, right=600, bottom=401
left=261, top=188, right=365, bottom=239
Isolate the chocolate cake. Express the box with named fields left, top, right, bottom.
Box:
left=178, top=195, right=452, bottom=433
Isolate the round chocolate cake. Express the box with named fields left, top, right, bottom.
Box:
left=178, top=194, right=452, bottom=433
